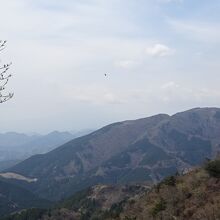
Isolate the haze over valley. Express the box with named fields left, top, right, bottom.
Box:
left=0, top=129, right=93, bottom=171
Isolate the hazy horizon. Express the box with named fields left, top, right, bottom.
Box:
left=1, top=0, right=220, bottom=133
left=0, top=106, right=219, bottom=134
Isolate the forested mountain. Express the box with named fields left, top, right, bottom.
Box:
left=2, top=158, right=220, bottom=220
left=3, top=108, right=220, bottom=201
left=0, top=179, right=51, bottom=217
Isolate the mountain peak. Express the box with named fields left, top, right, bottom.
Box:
left=4, top=107, right=220, bottom=201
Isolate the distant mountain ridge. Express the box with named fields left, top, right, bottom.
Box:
left=4, top=108, right=220, bottom=201
left=0, top=132, right=39, bottom=147
left=0, top=130, right=93, bottom=171
left=18, top=131, right=74, bottom=155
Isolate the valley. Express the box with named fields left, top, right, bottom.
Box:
left=2, top=157, right=220, bottom=220
left=1, top=108, right=220, bottom=218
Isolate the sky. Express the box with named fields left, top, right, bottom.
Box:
left=0, top=0, right=220, bottom=133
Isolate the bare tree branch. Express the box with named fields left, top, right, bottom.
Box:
left=0, top=40, right=7, bottom=52
left=0, top=41, right=13, bottom=103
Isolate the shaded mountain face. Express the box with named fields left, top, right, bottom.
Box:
left=0, top=179, right=51, bottom=217
left=0, top=160, right=21, bottom=172
left=5, top=108, right=220, bottom=201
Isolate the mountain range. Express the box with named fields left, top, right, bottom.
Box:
left=0, top=130, right=93, bottom=171
left=2, top=107, right=220, bottom=202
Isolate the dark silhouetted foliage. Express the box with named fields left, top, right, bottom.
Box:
left=151, top=198, right=167, bottom=217
left=205, top=159, right=220, bottom=178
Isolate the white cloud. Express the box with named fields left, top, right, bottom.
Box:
left=0, top=0, right=220, bottom=133
left=169, top=20, right=220, bottom=43
left=115, top=60, right=139, bottom=69
left=159, top=81, right=220, bottom=104
left=145, top=44, right=174, bottom=57
left=161, top=81, right=180, bottom=89
left=62, top=85, right=126, bottom=105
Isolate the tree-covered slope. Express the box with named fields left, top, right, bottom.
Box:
left=4, top=108, right=220, bottom=201
left=0, top=179, right=51, bottom=217
left=2, top=159, right=220, bottom=220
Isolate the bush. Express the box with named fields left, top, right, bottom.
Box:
left=205, top=159, right=220, bottom=178
left=109, top=201, right=124, bottom=218
left=123, top=216, right=137, bottom=220
left=151, top=198, right=167, bottom=217
left=162, top=175, right=176, bottom=186
left=155, top=175, right=176, bottom=193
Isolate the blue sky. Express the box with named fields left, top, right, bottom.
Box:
left=0, top=0, right=220, bottom=133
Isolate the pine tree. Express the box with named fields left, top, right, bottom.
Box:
left=0, top=40, right=13, bottom=103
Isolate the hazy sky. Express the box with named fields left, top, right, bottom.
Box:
left=0, top=0, right=220, bottom=133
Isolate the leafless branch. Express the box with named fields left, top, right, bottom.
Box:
left=0, top=40, right=7, bottom=52
left=0, top=40, right=13, bottom=103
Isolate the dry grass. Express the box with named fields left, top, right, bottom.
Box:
left=118, top=164, right=220, bottom=220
